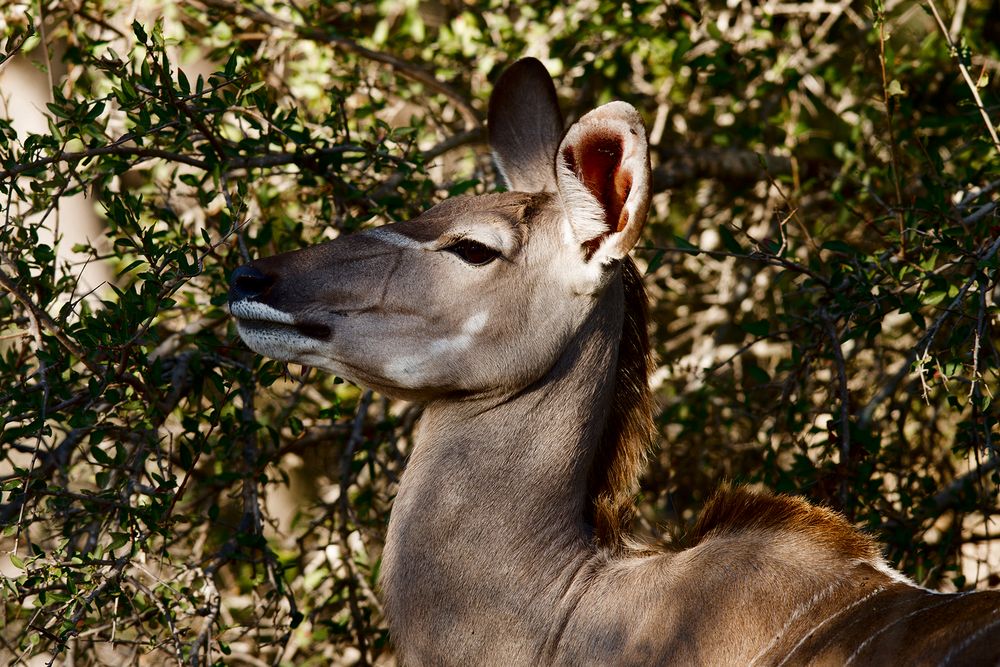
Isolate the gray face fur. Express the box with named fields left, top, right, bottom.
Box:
left=231, top=192, right=594, bottom=399
left=229, top=58, right=651, bottom=401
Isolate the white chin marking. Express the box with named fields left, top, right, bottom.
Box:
left=236, top=322, right=353, bottom=378
left=229, top=299, right=295, bottom=325
left=236, top=321, right=307, bottom=361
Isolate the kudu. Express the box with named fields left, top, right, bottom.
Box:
left=229, top=59, right=1000, bottom=665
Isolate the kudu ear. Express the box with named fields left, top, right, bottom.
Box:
left=488, top=58, right=564, bottom=193
left=556, top=101, right=651, bottom=265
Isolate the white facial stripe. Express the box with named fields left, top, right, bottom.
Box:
left=230, top=299, right=295, bottom=324
left=462, top=311, right=489, bottom=335
left=368, top=227, right=426, bottom=249
left=383, top=311, right=490, bottom=387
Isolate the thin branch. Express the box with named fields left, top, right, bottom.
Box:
left=423, top=127, right=485, bottom=162
left=237, top=383, right=263, bottom=537
left=948, top=0, right=968, bottom=42
left=651, top=146, right=795, bottom=190
left=370, top=127, right=484, bottom=198
left=927, top=0, right=1000, bottom=155
left=0, top=143, right=371, bottom=180
left=0, top=263, right=103, bottom=376
left=957, top=178, right=1000, bottom=209
left=0, top=429, right=88, bottom=524
left=823, top=313, right=852, bottom=510
left=875, top=6, right=907, bottom=257
left=4, top=131, right=817, bottom=199
left=886, top=458, right=1000, bottom=533
left=0, top=23, right=36, bottom=70
left=634, top=244, right=832, bottom=289
left=338, top=389, right=374, bottom=667
left=700, top=325, right=802, bottom=377
left=859, top=233, right=1000, bottom=425
left=963, top=200, right=998, bottom=226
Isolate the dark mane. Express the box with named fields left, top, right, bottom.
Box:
left=586, top=257, right=654, bottom=549
left=690, top=485, right=882, bottom=561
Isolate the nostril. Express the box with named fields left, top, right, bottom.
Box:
left=230, top=265, right=274, bottom=301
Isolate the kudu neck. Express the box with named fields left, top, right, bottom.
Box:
left=415, top=276, right=623, bottom=531
left=381, top=273, right=626, bottom=663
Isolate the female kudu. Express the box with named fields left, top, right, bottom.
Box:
left=228, top=59, right=1000, bottom=665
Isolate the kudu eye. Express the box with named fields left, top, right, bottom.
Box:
left=445, top=239, right=501, bottom=266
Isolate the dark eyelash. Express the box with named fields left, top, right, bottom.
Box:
left=445, top=239, right=501, bottom=266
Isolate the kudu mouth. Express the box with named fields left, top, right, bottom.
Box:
left=228, top=265, right=332, bottom=341
left=236, top=316, right=332, bottom=341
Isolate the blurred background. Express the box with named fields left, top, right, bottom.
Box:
left=1, top=0, right=998, bottom=664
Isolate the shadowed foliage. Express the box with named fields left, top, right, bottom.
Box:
left=1, top=0, right=998, bottom=664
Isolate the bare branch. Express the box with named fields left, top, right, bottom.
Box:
left=338, top=390, right=374, bottom=667
left=823, top=313, right=852, bottom=510
left=0, top=143, right=372, bottom=180
left=651, top=146, right=794, bottom=190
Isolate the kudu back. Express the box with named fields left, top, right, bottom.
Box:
left=229, top=58, right=1000, bottom=666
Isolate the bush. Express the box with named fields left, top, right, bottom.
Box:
left=1, top=1, right=997, bottom=664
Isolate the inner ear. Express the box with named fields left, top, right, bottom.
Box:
left=562, top=133, right=632, bottom=235
left=556, top=100, right=650, bottom=265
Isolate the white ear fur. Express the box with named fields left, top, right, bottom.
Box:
left=555, top=101, right=651, bottom=266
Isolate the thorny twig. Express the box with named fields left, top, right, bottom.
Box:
left=823, top=312, right=852, bottom=511
left=860, top=234, right=1000, bottom=424
left=338, top=389, right=375, bottom=667
left=0, top=261, right=103, bottom=376
left=926, top=0, right=1000, bottom=155
left=874, top=4, right=907, bottom=257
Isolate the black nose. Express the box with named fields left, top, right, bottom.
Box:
left=229, top=265, right=274, bottom=301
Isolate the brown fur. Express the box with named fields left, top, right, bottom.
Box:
left=587, top=257, right=654, bottom=548
left=691, top=484, right=882, bottom=561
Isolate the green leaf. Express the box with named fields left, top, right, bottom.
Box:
left=109, top=532, right=130, bottom=551
left=719, top=225, right=742, bottom=253
left=645, top=249, right=666, bottom=274
left=821, top=240, right=853, bottom=254
left=45, top=103, right=70, bottom=120
left=741, top=319, right=770, bottom=337
left=90, top=445, right=112, bottom=465
left=116, top=259, right=146, bottom=278
left=132, top=20, right=147, bottom=43
left=672, top=236, right=701, bottom=255
left=923, top=290, right=948, bottom=306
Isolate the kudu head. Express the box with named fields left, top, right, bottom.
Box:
left=228, top=58, right=651, bottom=402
